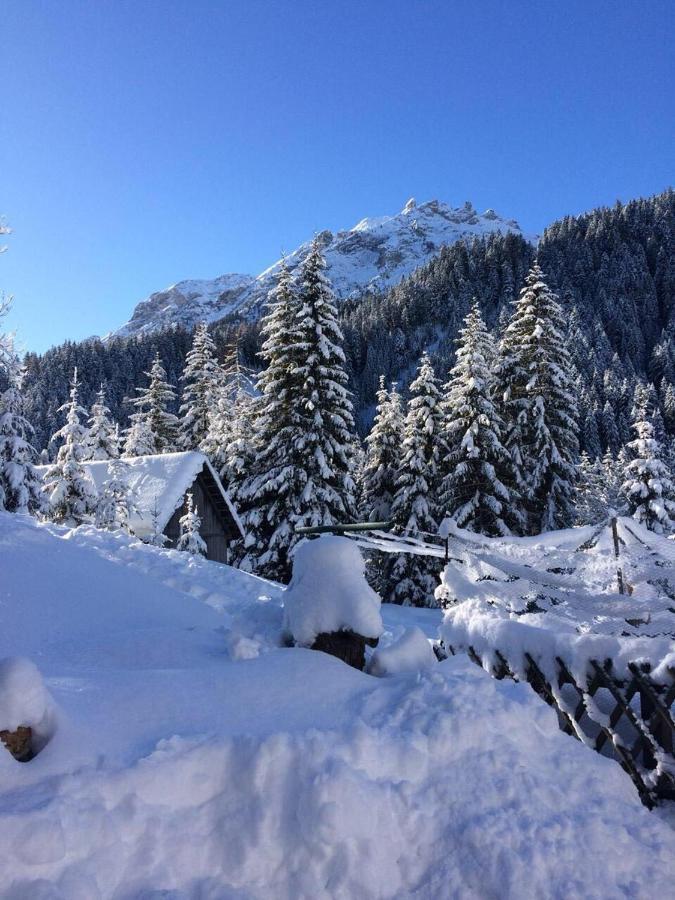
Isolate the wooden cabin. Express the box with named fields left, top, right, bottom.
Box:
left=80, top=451, right=244, bottom=563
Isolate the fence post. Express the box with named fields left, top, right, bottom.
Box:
left=610, top=516, right=625, bottom=595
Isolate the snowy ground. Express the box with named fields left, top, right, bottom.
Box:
left=1, top=512, right=675, bottom=898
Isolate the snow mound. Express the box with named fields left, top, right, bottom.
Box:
left=283, top=536, right=383, bottom=646
left=0, top=658, right=54, bottom=747
left=368, top=626, right=436, bottom=677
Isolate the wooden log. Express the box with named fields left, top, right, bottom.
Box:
left=0, top=725, right=33, bottom=762
left=311, top=629, right=378, bottom=671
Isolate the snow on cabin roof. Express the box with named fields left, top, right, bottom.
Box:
left=41, top=452, right=244, bottom=540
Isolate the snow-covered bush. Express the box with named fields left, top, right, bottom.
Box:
left=368, top=627, right=436, bottom=677
left=495, top=265, right=579, bottom=534
left=283, top=535, right=383, bottom=647
left=0, top=657, right=54, bottom=754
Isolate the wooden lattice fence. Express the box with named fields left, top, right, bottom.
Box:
left=439, top=641, right=675, bottom=808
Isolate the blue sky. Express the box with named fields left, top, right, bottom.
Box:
left=2, top=0, right=673, bottom=352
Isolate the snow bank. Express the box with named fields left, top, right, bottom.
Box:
left=3, top=514, right=675, bottom=898
left=283, top=535, right=383, bottom=646
left=3, top=658, right=675, bottom=898
left=369, top=626, right=436, bottom=677
left=0, top=658, right=54, bottom=750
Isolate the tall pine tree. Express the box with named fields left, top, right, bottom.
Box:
left=43, top=369, right=97, bottom=524
left=123, top=354, right=179, bottom=456
left=0, top=352, right=43, bottom=514
left=179, top=323, right=221, bottom=451
left=83, top=384, right=119, bottom=460
left=241, top=244, right=358, bottom=580
left=440, top=301, right=513, bottom=536
left=361, top=376, right=404, bottom=521
left=388, top=353, right=444, bottom=607
left=496, top=265, right=579, bottom=534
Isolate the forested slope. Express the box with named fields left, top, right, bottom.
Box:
left=22, top=189, right=674, bottom=451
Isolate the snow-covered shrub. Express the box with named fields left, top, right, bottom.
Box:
left=283, top=535, right=383, bottom=647
left=0, top=657, right=54, bottom=755
left=368, top=627, right=436, bottom=677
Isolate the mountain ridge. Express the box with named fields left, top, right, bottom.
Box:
left=112, top=198, right=535, bottom=339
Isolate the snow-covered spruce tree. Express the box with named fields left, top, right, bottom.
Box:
left=123, top=416, right=156, bottom=457
left=241, top=244, right=358, bottom=581
left=388, top=353, right=444, bottom=607
left=663, top=383, right=675, bottom=434
left=621, top=418, right=675, bottom=534
left=43, top=369, right=97, bottom=524
left=496, top=265, right=579, bottom=534
left=440, top=301, right=513, bottom=536
left=179, top=323, right=221, bottom=451
left=123, top=354, right=179, bottom=456
left=95, top=458, right=137, bottom=532
left=602, top=448, right=625, bottom=515
left=177, top=491, right=207, bottom=555
left=0, top=351, right=43, bottom=514
left=575, top=451, right=607, bottom=525
left=359, top=377, right=404, bottom=594
left=361, top=376, right=404, bottom=521
left=83, top=384, right=119, bottom=460
left=238, top=262, right=302, bottom=578
left=201, top=344, right=256, bottom=507
left=146, top=496, right=168, bottom=547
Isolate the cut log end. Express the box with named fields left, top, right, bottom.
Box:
left=0, top=725, right=33, bottom=762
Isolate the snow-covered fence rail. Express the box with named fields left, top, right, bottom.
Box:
left=438, top=517, right=675, bottom=807
left=438, top=637, right=675, bottom=808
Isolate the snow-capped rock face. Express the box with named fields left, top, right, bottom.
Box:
left=115, top=273, right=255, bottom=338
left=113, top=199, right=533, bottom=338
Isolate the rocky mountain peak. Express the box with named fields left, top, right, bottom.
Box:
left=111, top=199, right=534, bottom=339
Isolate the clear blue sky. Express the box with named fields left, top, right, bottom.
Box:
left=2, top=0, right=673, bottom=353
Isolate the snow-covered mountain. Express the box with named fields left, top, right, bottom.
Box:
left=112, top=198, right=533, bottom=338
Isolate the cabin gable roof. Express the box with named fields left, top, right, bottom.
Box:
left=51, top=451, right=244, bottom=541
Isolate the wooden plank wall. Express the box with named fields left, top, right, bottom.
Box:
left=163, top=473, right=229, bottom=563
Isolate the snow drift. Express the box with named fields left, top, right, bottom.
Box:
left=1, top=512, right=675, bottom=898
